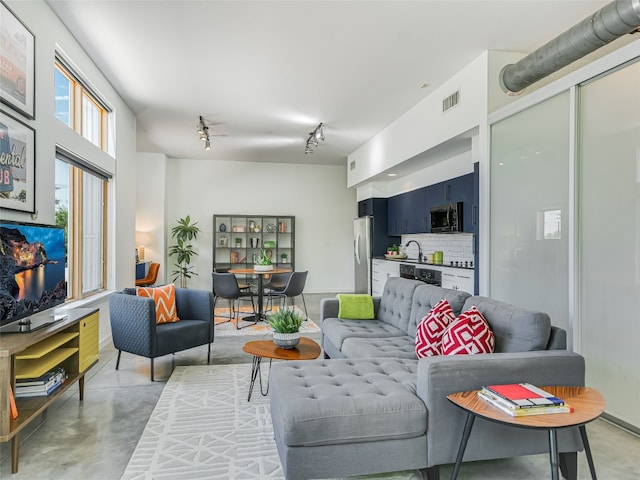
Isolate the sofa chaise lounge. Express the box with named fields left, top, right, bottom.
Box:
left=269, top=277, right=585, bottom=480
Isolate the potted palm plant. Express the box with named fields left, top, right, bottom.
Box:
left=168, top=215, right=201, bottom=288
left=266, top=309, right=304, bottom=349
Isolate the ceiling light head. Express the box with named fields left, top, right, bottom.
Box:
left=304, top=122, right=326, bottom=154
left=205, top=139, right=211, bottom=151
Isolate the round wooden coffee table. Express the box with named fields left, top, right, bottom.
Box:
left=242, top=337, right=321, bottom=401
left=447, top=386, right=605, bottom=480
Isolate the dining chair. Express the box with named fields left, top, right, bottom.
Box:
left=212, top=272, right=257, bottom=329
left=263, top=272, right=293, bottom=311
left=265, top=271, right=308, bottom=318
left=214, top=267, right=252, bottom=292
left=135, top=262, right=160, bottom=287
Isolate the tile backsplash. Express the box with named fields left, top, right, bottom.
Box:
left=401, top=233, right=474, bottom=266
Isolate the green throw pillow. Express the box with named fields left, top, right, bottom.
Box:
left=336, top=294, right=375, bottom=320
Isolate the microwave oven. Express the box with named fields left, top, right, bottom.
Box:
left=430, top=202, right=463, bottom=233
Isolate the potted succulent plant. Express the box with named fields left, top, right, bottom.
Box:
left=254, top=249, right=273, bottom=272
left=266, top=309, right=304, bottom=349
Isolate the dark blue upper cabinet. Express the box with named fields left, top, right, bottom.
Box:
left=425, top=174, right=474, bottom=232
left=389, top=173, right=475, bottom=235
left=387, top=188, right=427, bottom=235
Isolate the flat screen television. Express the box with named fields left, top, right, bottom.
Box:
left=0, top=221, right=67, bottom=330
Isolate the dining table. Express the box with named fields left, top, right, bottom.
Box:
left=231, top=267, right=292, bottom=322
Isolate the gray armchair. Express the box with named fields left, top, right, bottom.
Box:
left=109, top=287, right=214, bottom=381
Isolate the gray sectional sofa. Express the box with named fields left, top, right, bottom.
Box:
left=269, top=277, right=585, bottom=480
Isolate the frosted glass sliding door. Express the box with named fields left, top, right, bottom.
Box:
left=490, top=93, right=570, bottom=333
left=578, top=61, right=640, bottom=429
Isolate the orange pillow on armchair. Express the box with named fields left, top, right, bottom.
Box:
left=137, top=283, right=180, bottom=324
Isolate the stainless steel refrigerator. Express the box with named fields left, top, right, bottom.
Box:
left=354, top=216, right=373, bottom=294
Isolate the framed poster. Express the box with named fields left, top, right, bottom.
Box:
left=0, top=1, right=35, bottom=119
left=0, top=110, right=35, bottom=213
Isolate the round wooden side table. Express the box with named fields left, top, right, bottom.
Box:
left=447, top=386, right=605, bottom=480
left=242, top=337, right=321, bottom=401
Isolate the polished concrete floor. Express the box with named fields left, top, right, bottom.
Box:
left=1, top=292, right=639, bottom=479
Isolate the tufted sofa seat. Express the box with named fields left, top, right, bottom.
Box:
left=270, top=358, right=428, bottom=480
left=270, top=277, right=586, bottom=480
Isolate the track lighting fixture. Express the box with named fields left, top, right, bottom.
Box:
left=197, top=115, right=211, bottom=150
left=304, top=122, right=325, bottom=154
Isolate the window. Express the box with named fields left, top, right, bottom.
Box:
left=54, top=57, right=111, bottom=299
left=54, top=60, right=109, bottom=149
left=54, top=67, right=72, bottom=127
left=55, top=156, right=108, bottom=298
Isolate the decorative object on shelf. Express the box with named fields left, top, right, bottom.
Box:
left=263, top=240, right=276, bottom=248
left=266, top=309, right=304, bottom=349
left=235, top=237, right=242, bottom=246
left=249, top=220, right=256, bottom=232
left=281, top=253, right=288, bottom=263
left=278, top=221, right=287, bottom=233
left=254, top=249, right=273, bottom=271
left=219, top=223, right=227, bottom=232
left=0, top=111, right=35, bottom=213
left=266, top=223, right=276, bottom=233
left=168, top=215, right=201, bottom=288
left=218, top=235, right=228, bottom=247
left=304, top=122, right=325, bottom=155
left=0, top=2, right=35, bottom=119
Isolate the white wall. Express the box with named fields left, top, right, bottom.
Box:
left=141, top=159, right=356, bottom=294
left=5, top=1, right=138, bottom=345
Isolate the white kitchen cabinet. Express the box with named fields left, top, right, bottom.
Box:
left=372, top=259, right=400, bottom=296
left=441, top=269, right=474, bottom=294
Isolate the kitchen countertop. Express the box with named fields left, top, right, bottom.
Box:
left=374, top=256, right=475, bottom=271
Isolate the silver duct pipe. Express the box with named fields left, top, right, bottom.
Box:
left=500, top=0, right=640, bottom=94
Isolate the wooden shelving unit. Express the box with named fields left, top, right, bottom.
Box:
left=0, top=308, right=99, bottom=474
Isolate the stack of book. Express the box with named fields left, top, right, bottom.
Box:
left=15, top=367, right=68, bottom=398
left=478, top=383, right=573, bottom=416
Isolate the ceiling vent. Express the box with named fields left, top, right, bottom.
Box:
left=442, top=90, right=460, bottom=112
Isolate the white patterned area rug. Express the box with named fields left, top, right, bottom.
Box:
left=121, top=364, right=422, bottom=480
left=214, top=306, right=321, bottom=337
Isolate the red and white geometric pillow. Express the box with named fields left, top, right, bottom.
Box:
left=441, top=306, right=495, bottom=355
left=415, top=298, right=456, bottom=358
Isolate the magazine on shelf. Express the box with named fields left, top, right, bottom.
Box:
left=483, top=383, right=565, bottom=409
left=15, top=367, right=67, bottom=397
left=477, top=389, right=573, bottom=416
left=15, top=378, right=65, bottom=398
left=16, top=367, right=66, bottom=387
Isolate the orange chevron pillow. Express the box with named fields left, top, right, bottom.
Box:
left=137, top=283, right=180, bottom=324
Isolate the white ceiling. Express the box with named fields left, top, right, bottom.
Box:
left=46, top=0, right=613, bottom=166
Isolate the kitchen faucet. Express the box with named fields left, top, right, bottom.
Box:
left=405, top=240, right=423, bottom=263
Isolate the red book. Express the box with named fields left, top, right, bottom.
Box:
left=485, top=383, right=565, bottom=408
